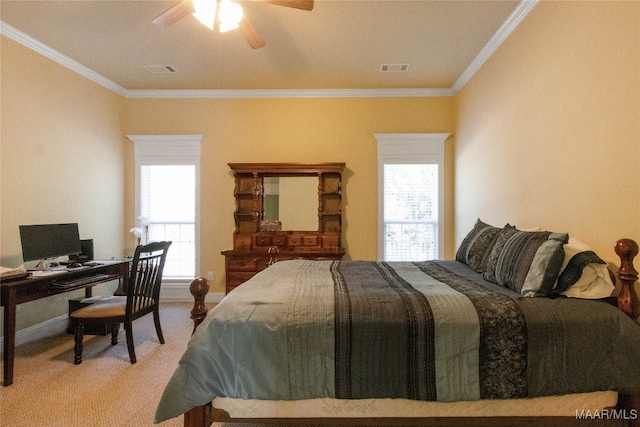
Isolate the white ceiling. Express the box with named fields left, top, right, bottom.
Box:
left=0, top=0, right=533, bottom=95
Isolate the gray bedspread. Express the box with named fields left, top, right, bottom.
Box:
left=155, top=259, right=640, bottom=422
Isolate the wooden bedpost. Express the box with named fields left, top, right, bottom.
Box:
left=614, top=238, right=640, bottom=321
left=185, top=277, right=212, bottom=427
left=615, top=239, right=640, bottom=427
left=189, top=277, right=210, bottom=334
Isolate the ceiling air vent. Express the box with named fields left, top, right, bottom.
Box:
left=143, top=65, right=179, bottom=74
left=380, top=64, right=410, bottom=73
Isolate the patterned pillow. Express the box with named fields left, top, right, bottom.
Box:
left=483, top=228, right=568, bottom=297
left=455, top=219, right=503, bottom=272
left=549, top=238, right=614, bottom=299
left=482, top=224, right=518, bottom=283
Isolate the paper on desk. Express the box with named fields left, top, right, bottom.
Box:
left=0, top=265, right=27, bottom=277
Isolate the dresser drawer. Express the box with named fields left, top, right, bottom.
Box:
left=271, top=234, right=287, bottom=247
left=227, top=257, right=258, bottom=271
left=289, top=234, right=319, bottom=247
left=254, top=235, right=272, bottom=247
left=302, top=235, right=318, bottom=246
left=227, top=272, right=257, bottom=292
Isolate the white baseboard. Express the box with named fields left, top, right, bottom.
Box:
left=1, top=314, right=71, bottom=349
left=160, top=281, right=225, bottom=304
left=0, top=285, right=224, bottom=351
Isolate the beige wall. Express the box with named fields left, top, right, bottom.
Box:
left=123, top=97, right=456, bottom=292
left=1, top=37, right=127, bottom=330
left=455, top=1, right=640, bottom=264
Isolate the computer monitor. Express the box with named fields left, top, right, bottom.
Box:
left=19, top=223, right=82, bottom=265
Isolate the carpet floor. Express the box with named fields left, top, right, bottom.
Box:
left=1, top=302, right=195, bottom=427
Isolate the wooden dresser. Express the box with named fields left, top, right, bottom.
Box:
left=222, top=162, right=346, bottom=293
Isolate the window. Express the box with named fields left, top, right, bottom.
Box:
left=128, top=135, right=203, bottom=280
left=140, top=165, right=195, bottom=277
left=383, top=163, right=439, bottom=261
left=376, top=133, right=449, bottom=261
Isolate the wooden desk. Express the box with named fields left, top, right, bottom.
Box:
left=1, top=260, right=129, bottom=386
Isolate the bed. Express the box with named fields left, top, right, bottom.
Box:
left=155, top=224, right=640, bottom=427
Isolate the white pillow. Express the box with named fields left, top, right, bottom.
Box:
left=553, top=238, right=614, bottom=299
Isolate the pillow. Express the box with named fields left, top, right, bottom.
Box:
left=549, top=238, right=615, bottom=299
left=483, top=228, right=568, bottom=297
left=455, top=219, right=503, bottom=272
left=481, top=224, right=518, bottom=283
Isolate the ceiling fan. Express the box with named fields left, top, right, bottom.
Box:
left=152, top=0, right=314, bottom=49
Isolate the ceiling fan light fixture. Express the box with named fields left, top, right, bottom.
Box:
left=153, top=0, right=313, bottom=48
left=192, top=0, right=216, bottom=30
left=218, top=0, right=244, bottom=32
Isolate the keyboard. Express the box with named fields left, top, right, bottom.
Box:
left=50, top=273, right=114, bottom=290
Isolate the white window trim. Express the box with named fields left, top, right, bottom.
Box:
left=375, top=133, right=450, bottom=261
left=127, top=135, right=203, bottom=293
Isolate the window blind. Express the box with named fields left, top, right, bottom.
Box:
left=383, top=164, right=439, bottom=261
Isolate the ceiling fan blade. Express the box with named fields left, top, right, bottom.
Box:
left=152, top=0, right=196, bottom=27
left=251, top=0, right=314, bottom=11
left=240, top=16, right=266, bottom=49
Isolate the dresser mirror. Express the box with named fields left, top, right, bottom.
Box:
left=263, top=176, right=318, bottom=230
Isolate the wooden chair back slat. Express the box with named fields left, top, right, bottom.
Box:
left=126, top=241, right=171, bottom=316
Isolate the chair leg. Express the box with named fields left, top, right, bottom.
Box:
left=110, top=323, right=119, bottom=345
left=73, top=322, right=84, bottom=365
left=153, top=306, right=165, bottom=344
left=124, top=321, right=137, bottom=364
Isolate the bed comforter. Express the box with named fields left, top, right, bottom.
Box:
left=155, top=259, right=640, bottom=423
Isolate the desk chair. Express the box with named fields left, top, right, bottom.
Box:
left=70, top=241, right=172, bottom=364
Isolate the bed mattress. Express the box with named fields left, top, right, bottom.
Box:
left=213, top=391, right=618, bottom=418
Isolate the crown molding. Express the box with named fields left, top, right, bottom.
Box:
left=0, top=21, right=128, bottom=97
left=124, top=87, right=455, bottom=99
left=1, top=0, right=536, bottom=99
left=451, top=0, right=538, bottom=94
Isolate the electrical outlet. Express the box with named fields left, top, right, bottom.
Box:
left=207, top=271, right=214, bottom=281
